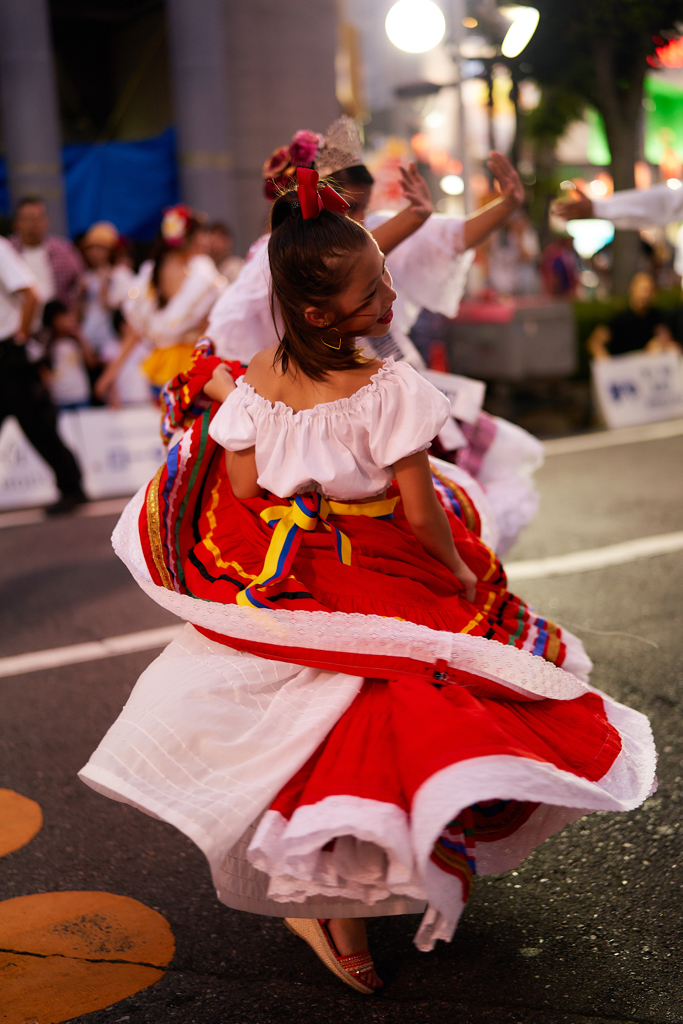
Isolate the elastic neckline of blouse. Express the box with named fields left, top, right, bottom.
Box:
left=234, top=357, right=398, bottom=419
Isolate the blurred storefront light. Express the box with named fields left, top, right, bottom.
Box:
left=385, top=0, right=446, bottom=53
left=424, top=109, right=446, bottom=128
left=666, top=178, right=682, bottom=190
left=440, top=174, right=465, bottom=195
left=499, top=6, right=540, bottom=59
left=589, top=179, right=609, bottom=197
left=566, top=219, right=615, bottom=259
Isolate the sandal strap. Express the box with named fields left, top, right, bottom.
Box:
left=336, top=948, right=375, bottom=977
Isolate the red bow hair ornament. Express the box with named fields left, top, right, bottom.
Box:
left=296, top=167, right=350, bottom=219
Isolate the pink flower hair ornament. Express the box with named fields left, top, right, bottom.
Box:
left=262, top=129, right=324, bottom=201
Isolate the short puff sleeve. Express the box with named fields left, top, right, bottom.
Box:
left=367, top=361, right=450, bottom=468
left=208, top=383, right=258, bottom=451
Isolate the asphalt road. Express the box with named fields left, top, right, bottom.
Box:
left=1, top=432, right=682, bottom=1024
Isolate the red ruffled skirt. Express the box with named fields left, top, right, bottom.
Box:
left=81, top=406, right=655, bottom=948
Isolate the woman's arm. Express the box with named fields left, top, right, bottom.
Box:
left=204, top=364, right=262, bottom=499
left=370, top=164, right=433, bottom=256
left=224, top=447, right=261, bottom=499
left=587, top=324, right=612, bottom=360
left=393, top=450, right=477, bottom=602
left=94, top=320, right=141, bottom=400
left=462, top=153, right=524, bottom=250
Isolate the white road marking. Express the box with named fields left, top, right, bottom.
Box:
left=1, top=420, right=681, bottom=528
left=0, top=625, right=181, bottom=679
left=2, top=529, right=682, bottom=677
left=0, top=497, right=129, bottom=529
left=506, top=530, right=683, bottom=581
left=543, top=417, right=683, bottom=457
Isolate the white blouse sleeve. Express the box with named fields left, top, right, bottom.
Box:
left=207, top=235, right=280, bottom=363
left=368, top=211, right=474, bottom=320
left=207, top=382, right=258, bottom=451
left=122, top=261, right=155, bottom=336
left=367, top=362, right=451, bottom=468
left=593, top=183, right=683, bottom=229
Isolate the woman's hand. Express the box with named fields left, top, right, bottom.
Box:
left=398, top=162, right=433, bottom=223
left=487, top=151, right=524, bottom=207
left=453, top=555, right=477, bottom=604
left=204, top=363, right=236, bottom=403
left=552, top=185, right=594, bottom=222
left=94, top=363, right=117, bottom=401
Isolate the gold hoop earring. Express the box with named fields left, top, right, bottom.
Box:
left=321, top=328, right=342, bottom=350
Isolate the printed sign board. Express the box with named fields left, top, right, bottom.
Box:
left=0, top=405, right=165, bottom=510
left=592, top=352, right=683, bottom=429
left=419, top=369, right=486, bottom=425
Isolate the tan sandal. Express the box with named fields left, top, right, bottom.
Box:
left=284, top=917, right=382, bottom=995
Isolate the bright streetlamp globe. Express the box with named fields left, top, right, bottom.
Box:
left=440, top=174, right=465, bottom=195
left=385, top=0, right=446, bottom=54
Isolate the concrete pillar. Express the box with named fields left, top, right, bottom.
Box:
left=226, top=0, right=340, bottom=253
left=166, top=0, right=235, bottom=225
left=0, top=0, right=67, bottom=234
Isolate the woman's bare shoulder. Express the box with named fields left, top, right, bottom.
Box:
left=243, top=347, right=279, bottom=387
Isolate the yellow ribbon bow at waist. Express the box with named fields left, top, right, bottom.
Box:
left=236, top=492, right=399, bottom=610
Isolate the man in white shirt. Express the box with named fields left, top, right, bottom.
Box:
left=553, top=180, right=683, bottom=230
left=0, top=236, right=86, bottom=514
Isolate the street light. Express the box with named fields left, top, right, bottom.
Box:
left=385, top=0, right=446, bottom=54
left=440, top=174, right=465, bottom=195
left=499, top=6, right=540, bottom=58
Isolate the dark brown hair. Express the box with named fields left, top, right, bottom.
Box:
left=268, top=188, right=374, bottom=381
left=149, top=213, right=206, bottom=308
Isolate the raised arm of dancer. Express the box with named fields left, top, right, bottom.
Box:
left=553, top=182, right=683, bottom=230
left=370, top=163, right=433, bottom=255
left=94, top=320, right=141, bottom=400
left=394, top=450, right=477, bottom=602
left=462, top=152, right=524, bottom=250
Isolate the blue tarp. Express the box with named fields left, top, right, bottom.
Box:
left=0, top=128, right=179, bottom=241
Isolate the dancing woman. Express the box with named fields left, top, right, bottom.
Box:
left=80, top=173, right=655, bottom=995
left=207, top=119, right=544, bottom=553
left=96, top=205, right=227, bottom=401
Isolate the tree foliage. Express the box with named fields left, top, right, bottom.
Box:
left=514, top=0, right=682, bottom=292
left=520, top=0, right=681, bottom=163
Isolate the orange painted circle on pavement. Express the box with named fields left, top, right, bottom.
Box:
left=0, top=890, right=175, bottom=1023
left=0, top=789, right=43, bottom=857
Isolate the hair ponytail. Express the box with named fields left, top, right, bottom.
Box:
left=268, top=186, right=373, bottom=381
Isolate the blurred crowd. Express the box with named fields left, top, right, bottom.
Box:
left=1, top=178, right=682, bottom=513
left=1, top=198, right=243, bottom=413
left=3, top=192, right=683, bottom=418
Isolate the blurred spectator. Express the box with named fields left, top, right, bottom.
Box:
left=79, top=222, right=146, bottom=406
left=488, top=211, right=540, bottom=295
left=80, top=222, right=122, bottom=358
left=10, top=197, right=84, bottom=321
left=108, top=236, right=137, bottom=308
left=410, top=309, right=450, bottom=369
left=540, top=235, right=580, bottom=297
left=96, top=205, right=226, bottom=401
left=587, top=272, right=679, bottom=360
left=209, top=222, right=243, bottom=284
left=0, top=236, right=86, bottom=513
left=42, top=300, right=96, bottom=410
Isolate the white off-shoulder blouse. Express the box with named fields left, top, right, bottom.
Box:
left=208, top=358, right=450, bottom=501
